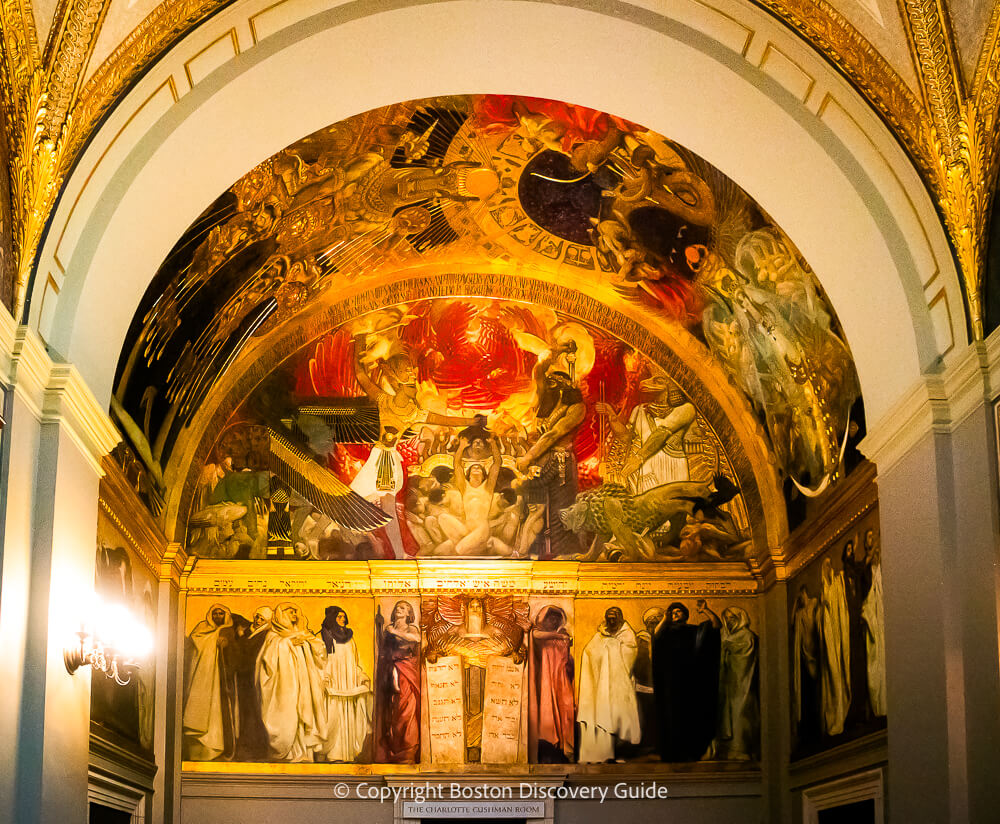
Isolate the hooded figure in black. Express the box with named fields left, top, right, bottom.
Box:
left=652, top=599, right=722, bottom=761
left=234, top=606, right=273, bottom=760
left=317, top=605, right=372, bottom=763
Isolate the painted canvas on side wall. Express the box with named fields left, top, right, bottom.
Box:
left=789, top=506, right=886, bottom=759
left=91, top=512, right=158, bottom=755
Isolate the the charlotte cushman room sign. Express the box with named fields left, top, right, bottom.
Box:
left=402, top=800, right=546, bottom=819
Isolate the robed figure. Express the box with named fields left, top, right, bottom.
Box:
left=528, top=605, right=575, bottom=763
left=317, top=606, right=372, bottom=762
left=711, top=607, right=759, bottom=760
left=374, top=601, right=421, bottom=763
left=235, top=606, right=272, bottom=760
left=841, top=538, right=872, bottom=723
left=861, top=531, right=887, bottom=717
left=577, top=607, right=641, bottom=762
left=256, top=603, right=328, bottom=761
left=652, top=600, right=721, bottom=762
left=633, top=607, right=665, bottom=755
left=182, top=604, right=239, bottom=760
left=820, top=557, right=851, bottom=735
left=791, top=585, right=822, bottom=745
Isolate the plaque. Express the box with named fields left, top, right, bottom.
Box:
left=426, top=655, right=465, bottom=763
left=481, top=655, right=524, bottom=763
left=402, top=800, right=545, bottom=819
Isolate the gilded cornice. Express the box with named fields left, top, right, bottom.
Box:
left=0, top=0, right=110, bottom=321
left=181, top=559, right=761, bottom=597
left=972, top=2, right=1000, bottom=101
left=752, top=0, right=933, bottom=175
left=64, top=0, right=230, bottom=168
left=898, top=0, right=1000, bottom=339
left=42, top=0, right=112, bottom=136
left=778, top=461, right=877, bottom=579
left=0, top=0, right=39, bottom=104
left=0, top=0, right=40, bottom=314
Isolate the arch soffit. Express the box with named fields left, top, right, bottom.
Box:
left=30, top=0, right=963, bottom=428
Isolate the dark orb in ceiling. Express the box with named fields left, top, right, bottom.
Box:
left=517, top=150, right=607, bottom=245
left=627, top=205, right=711, bottom=277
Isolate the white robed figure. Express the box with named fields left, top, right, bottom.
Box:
left=625, top=394, right=694, bottom=493
left=862, top=543, right=887, bottom=717
left=256, top=602, right=328, bottom=761
left=182, top=603, right=237, bottom=760
left=577, top=607, right=641, bottom=762
left=317, top=606, right=373, bottom=762
left=350, top=335, right=481, bottom=558
left=820, top=557, right=851, bottom=735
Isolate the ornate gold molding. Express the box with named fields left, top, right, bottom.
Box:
left=0, top=0, right=39, bottom=104
left=100, top=453, right=170, bottom=577
left=64, top=0, right=230, bottom=168
left=0, top=0, right=41, bottom=316
left=0, top=0, right=110, bottom=320
left=182, top=559, right=761, bottom=597
left=752, top=0, right=933, bottom=174
left=43, top=0, right=111, bottom=135
left=898, top=0, right=999, bottom=338
left=778, top=461, right=878, bottom=580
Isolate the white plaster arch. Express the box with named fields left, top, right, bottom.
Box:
left=30, top=0, right=963, bottom=428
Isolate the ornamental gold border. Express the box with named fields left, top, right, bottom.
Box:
left=753, top=0, right=932, bottom=174
left=62, top=0, right=231, bottom=166
left=778, top=461, right=878, bottom=580
left=181, top=559, right=761, bottom=597
left=98, top=454, right=170, bottom=578
left=180, top=760, right=763, bottom=776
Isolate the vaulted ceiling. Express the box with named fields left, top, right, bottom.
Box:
left=2, top=0, right=999, bottom=340
left=101, top=94, right=868, bottom=577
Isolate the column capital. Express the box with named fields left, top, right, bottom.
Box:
left=2, top=313, right=120, bottom=474
left=859, top=340, right=990, bottom=474
left=43, top=363, right=121, bottom=475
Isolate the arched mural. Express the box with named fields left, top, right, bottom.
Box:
left=185, top=297, right=751, bottom=564
left=113, top=95, right=861, bottom=532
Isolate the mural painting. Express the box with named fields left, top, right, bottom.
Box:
left=92, top=511, right=158, bottom=755
left=527, top=599, right=576, bottom=764
left=373, top=597, right=421, bottom=763
left=574, top=597, right=760, bottom=764
left=181, top=596, right=374, bottom=763
left=421, top=593, right=530, bottom=764
left=789, top=507, right=886, bottom=758
left=186, top=298, right=751, bottom=565
left=115, top=95, right=861, bottom=532
left=180, top=590, right=758, bottom=767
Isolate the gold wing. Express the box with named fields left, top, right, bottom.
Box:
left=267, top=428, right=390, bottom=531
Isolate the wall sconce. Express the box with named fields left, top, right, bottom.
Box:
left=64, top=598, right=153, bottom=685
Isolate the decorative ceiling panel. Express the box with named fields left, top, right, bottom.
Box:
left=111, top=95, right=861, bottom=572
